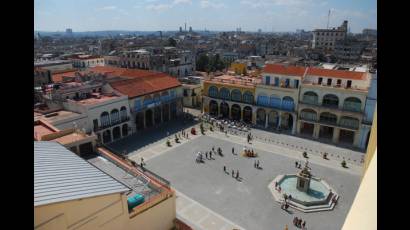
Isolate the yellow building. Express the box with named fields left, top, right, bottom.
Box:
left=230, top=62, right=247, bottom=75
left=341, top=110, right=376, bottom=230
left=34, top=142, right=176, bottom=230
left=203, top=75, right=258, bottom=123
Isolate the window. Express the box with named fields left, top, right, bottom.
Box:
left=274, top=77, right=279, bottom=86
left=285, top=79, right=290, bottom=88
left=265, top=76, right=271, bottom=85
left=93, top=119, right=99, bottom=131
left=327, top=78, right=332, bottom=86
left=294, top=79, right=299, bottom=88
left=337, top=79, right=341, bottom=85
left=347, top=80, right=352, bottom=88
left=318, top=78, right=323, bottom=84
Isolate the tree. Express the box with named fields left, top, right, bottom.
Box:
left=168, top=38, right=177, bottom=47
left=196, top=54, right=210, bottom=72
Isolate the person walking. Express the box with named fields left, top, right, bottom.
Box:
left=293, top=217, right=298, bottom=226
left=257, top=160, right=260, bottom=168
left=295, top=161, right=298, bottom=168
left=236, top=170, right=239, bottom=179
left=232, top=147, right=235, bottom=155
left=209, top=151, right=212, bottom=159
left=231, top=169, right=234, bottom=177
left=205, top=151, right=208, bottom=159
left=302, top=221, right=306, bottom=229
left=223, top=165, right=226, bottom=172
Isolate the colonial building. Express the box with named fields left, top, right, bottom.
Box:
left=203, top=75, right=259, bottom=123
left=36, top=66, right=183, bottom=145
left=297, top=66, right=370, bottom=147
left=255, top=64, right=307, bottom=134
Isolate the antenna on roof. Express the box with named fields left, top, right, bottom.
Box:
left=327, top=9, right=331, bottom=29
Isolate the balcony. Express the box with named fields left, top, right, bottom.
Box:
left=94, top=116, right=130, bottom=131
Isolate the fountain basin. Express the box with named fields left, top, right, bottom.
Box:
left=269, top=174, right=339, bottom=213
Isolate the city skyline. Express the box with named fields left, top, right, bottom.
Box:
left=35, top=0, right=377, bottom=33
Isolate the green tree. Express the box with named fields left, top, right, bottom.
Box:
left=196, top=54, right=210, bottom=72
left=168, top=38, right=177, bottom=47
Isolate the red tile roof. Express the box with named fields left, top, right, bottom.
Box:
left=307, top=67, right=367, bottom=80
left=93, top=67, right=181, bottom=98
left=52, top=70, right=77, bottom=83
left=263, top=64, right=307, bottom=77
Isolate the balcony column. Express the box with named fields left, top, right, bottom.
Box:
left=143, top=111, right=146, bottom=129
left=292, top=114, right=297, bottom=135
left=313, top=124, right=320, bottom=139
left=277, top=112, right=282, bottom=130
left=160, top=105, right=164, bottom=123
left=353, top=130, right=361, bottom=147
left=332, top=127, right=340, bottom=144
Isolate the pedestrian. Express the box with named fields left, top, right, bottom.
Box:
left=205, top=151, right=208, bottom=159
left=232, top=169, right=234, bottom=177
left=223, top=165, right=226, bottom=172
left=289, top=195, right=292, bottom=200
left=257, top=160, right=260, bottom=168
left=236, top=170, right=239, bottom=179
left=232, top=147, right=234, bottom=154
left=293, top=217, right=298, bottom=226
left=295, top=161, right=298, bottom=168
left=275, top=181, right=278, bottom=188
left=302, top=221, right=306, bottom=229
left=141, top=157, right=145, bottom=166
left=298, top=219, right=302, bottom=228
left=285, top=203, right=289, bottom=210
left=212, top=146, right=215, bottom=152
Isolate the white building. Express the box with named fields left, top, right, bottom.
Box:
left=312, top=20, right=348, bottom=51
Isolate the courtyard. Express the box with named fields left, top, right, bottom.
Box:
left=143, top=134, right=361, bottom=230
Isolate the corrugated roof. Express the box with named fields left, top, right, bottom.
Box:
left=34, top=142, right=130, bottom=207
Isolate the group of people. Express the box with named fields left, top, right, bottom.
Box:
left=254, top=160, right=261, bottom=169
left=223, top=166, right=240, bottom=179
left=293, top=217, right=306, bottom=229
left=243, top=147, right=256, bottom=157
left=295, top=161, right=302, bottom=169
left=247, top=133, right=253, bottom=143
left=274, top=181, right=282, bottom=193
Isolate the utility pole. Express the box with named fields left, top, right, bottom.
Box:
left=327, top=9, right=331, bottom=29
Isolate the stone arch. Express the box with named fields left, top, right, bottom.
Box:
left=110, top=109, right=120, bottom=124
left=231, top=89, right=242, bottom=102
left=281, top=96, right=294, bottom=111
left=243, top=106, right=252, bottom=123
left=319, top=112, right=338, bottom=125
left=219, top=87, right=230, bottom=100
left=300, top=108, right=317, bottom=121
left=343, top=97, right=362, bottom=112
left=268, top=110, right=279, bottom=128
left=220, top=102, right=230, bottom=118
left=322, top=94, right=339, bottom=108
left=209, top=100, right=218, bottom=116
left=208, top=86, right=219, bottom=98
left=113, top=126, right=121, bottom=140
left=231, top=104, right=241, bottom=121
left=243, top=91, right=254, bottom=104
left=302, top=91, right=319, bottom=105
left=256, top=108, right=266, bottom=126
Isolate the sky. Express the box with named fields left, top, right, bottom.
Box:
left=34, top=0, right=377, bottom=33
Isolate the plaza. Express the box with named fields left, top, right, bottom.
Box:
left=109, top=120, right=363, bottom=230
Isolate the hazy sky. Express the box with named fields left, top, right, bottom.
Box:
left=35, top=0, right=377, bottom=33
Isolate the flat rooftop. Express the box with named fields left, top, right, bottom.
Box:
left=87, top=156, right=161, bottom=199
left=207, top=75, right=261, bottom=87
left=51, top=132, right=92, bottom=145
left=70, top=94, right=120, bottom=106
left=39, top=110, right=84, bottom=123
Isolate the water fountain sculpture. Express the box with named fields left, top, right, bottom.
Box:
left=269, top=160, right=339, bottom=213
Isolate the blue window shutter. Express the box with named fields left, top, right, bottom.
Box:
left=294, top=79, right=299, bottom=88
left=266, top=76, right=270, bottom=85
left=274, top=77, right=279, bottom=86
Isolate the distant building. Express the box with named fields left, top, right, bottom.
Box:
left=362, top=29, right=377, bottom=37
left=70, top=55, right=105, bottom=69
left=189, top=26, right=193, bottom=32
left=312, top=20, right=348, bottom=51
left=66, top=28, right=73, bottom=35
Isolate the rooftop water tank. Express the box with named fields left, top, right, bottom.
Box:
left=127, top=194, right=145, bottom=210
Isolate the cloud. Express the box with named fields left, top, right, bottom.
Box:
left=146, top=0, right=192, bottom=12
left=173, top=0, right=192, bottom=4
left=146, top=4, right=172, bottom=11
left=97, top=6, right=117, bottom=11
left=200, top=0, right=225, bottom=9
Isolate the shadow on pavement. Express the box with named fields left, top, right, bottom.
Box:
left=108, top=118, right=199, bottom=155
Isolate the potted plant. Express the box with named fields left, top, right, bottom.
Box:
left=302, top=151, right=308, bottom=158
